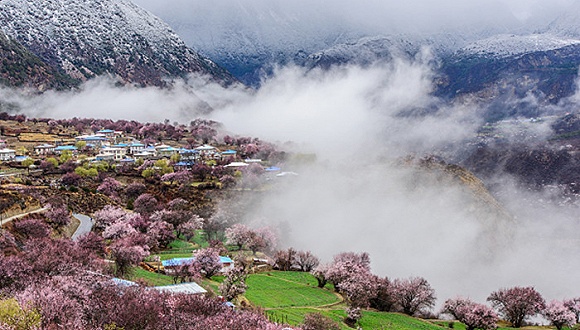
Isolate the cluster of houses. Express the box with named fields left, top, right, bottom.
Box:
left=0, top=129, right=241, bottom=167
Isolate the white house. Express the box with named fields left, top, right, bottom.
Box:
left=34, top=144, right=56, bottom=155
left=0, top=148, right=16, bottom=161
left=128, top=142, right=145, bottom=155
left=99, top=146, right=127, bottom=161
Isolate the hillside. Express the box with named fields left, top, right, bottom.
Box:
left=0, top=31, right=75, bottom=90
left=0, top=0, right=237, bottom=88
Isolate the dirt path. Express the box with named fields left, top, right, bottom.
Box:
left=0, top=206, right=47, bottom=226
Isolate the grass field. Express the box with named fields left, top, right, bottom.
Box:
left=243, top=271, right=568, bottom=330
left=131, top=268, right=174, bottom=286
left=245, top=271, right=340, bottom=309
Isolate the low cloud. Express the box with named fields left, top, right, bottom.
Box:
left=4, top=54, right=580, bottom=306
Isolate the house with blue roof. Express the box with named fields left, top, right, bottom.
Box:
left=162, top=256, right=234, bottom=273
left=54, top=145, right=78, bottom=154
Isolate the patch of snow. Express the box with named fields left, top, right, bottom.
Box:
left=458, top=33, right=580, bottom=58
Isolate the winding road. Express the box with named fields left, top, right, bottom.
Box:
left=72, top=213, right=94, bottom=240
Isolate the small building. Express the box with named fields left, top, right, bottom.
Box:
left=221, top=150, right=237, bottom=158
left=195, top=145, right=220, bottom=159
left=54, top=145, right=78, bottom=154
left=96, top=129, right=116, bottom=138
left=179, top=149, right=200, bottom=164
left=99, top=146, right=127, bottom=161
left=34, top=144, right=56, bottom=155
left=153, top=282, right=207, bottom=295
left=128, top=142, right=145, bottom=155
left=224, top=162, right=249, bottom=168
left=0, top=148, right=16, bottom=161
left=162, top=256, right=234, bottom=273
left=157, top=146, right=180, bottom=158
left=76, top=135, right=108, bottom=147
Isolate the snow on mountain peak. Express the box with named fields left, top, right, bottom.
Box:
left=457, top=33, right=580, bottom=58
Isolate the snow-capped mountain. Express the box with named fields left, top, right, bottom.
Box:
left=301, top=36, right=422, bottom=69
left=545, top=1, right=580, bottom=38
left=138, top=0, right=360, bottom=86
left=0, top=30, right=73, bottom=91
left=0, top=0, right=236, bottom=88
left=457, top=34, right=580, bottom=59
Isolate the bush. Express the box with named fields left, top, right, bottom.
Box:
left=302, top=312, right=340, bottom=330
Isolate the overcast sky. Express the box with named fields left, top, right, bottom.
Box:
left=132, top=0, right=577, bottom=42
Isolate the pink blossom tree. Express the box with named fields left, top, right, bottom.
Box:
left=302, top=313, right=340, bottom=330
left=193, top=248, right=222, bottom=278
left=487, top=286, right=545, bottom=328
left=124, top=182, right=147, bottom=199
left=13, top=218, right=51, bottom=240
left=93, top=205, right=127, bottom=231
left=543, top=300, right=576, bottom=330
left=442, top=297, right=498, bottom=330
left=133, top=193, right=159, bottom=218
left=339, top=271, right=379, bottom=308
left=225, top=223, right=251, bottom=250
left=295, top=250, right=320, bottom=272
left=325, top=252, right=371, bottom=290
left=564, top=298, right=580, bottom=323
left=102, top=221, right=137, bottom=240
left=273, top=247, right=297, bottom=271
left=392, top=277, right=436, bottom=316
left=147, top=220, right=176, bottom=249
left=311, top=264, right=330, bottom=288
left=110, top=237, right=150, bottom=277
left=369, top=276, right=395, bottom=312
left=97, top=177, right=123, bottom=198
left=177, top=220, right=202, bottom=241
left=219, top=266, right=248, bottom=301
left=45, top=204, right=71, bottom=231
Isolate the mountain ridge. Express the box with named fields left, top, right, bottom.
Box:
left=0, top=0, right=237, bottom=89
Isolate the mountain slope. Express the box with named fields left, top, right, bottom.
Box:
left=0, top=30, right=75, bottom=90
left=0, top=0, right=236, bottom=87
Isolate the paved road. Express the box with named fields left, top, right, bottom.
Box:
left=72, top=213, right=93, bottom=240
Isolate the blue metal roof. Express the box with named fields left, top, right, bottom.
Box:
left=162, top=257, right=195, bottom=267
left=220, top=256, right=234, bottom=263
left=55, top=145, right=77, bottom=151
left=162, top=256, right=234, bottom=267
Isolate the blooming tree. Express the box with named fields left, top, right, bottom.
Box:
left=45, top=204, right=71, bottom=231
left=124, top=182, right=146, bottom=199
left=302, top=313, right=340, bottom=330
left=93, top=205, right=127, bottom=231
left=193, top=248, right=222, bottom=278
left=97, top=177, right=123, bottom=198
left=147, top=220, right=176, bottom=249
left=487, top=286, right=545, bottom=328
left=325, top=252, right=371, bottom=289
left=133, top=193, right=159, bottom=218
left=543, top=300, right=576, bottom=330
left=442, top=297, right=498, bottom=330
left=177, top=220, right=202, bottom=241
left=369, top=276, right=395, bottom=312
left=102, top=221, right=137, bottom=240
left=219, top=266, right=248, bottom=301
left=564, top=298, right=580, bottom=323
left=392, top=277, right=436, bottom=316
left=13, top=218, right=51, bottom=240
left=311, top=264, right=330, bottom=288
left=295, top=250, right=320, bottom=272
left=225, top=224, right=251, bottom=250
left=110, top=237, right=150, bottom=277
